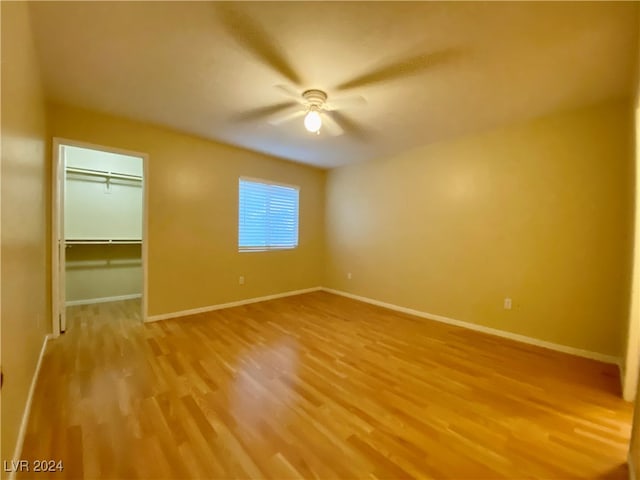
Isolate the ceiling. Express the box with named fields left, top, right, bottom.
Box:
left=29, top=2, right=639, bottom=169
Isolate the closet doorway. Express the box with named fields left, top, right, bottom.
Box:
left=52, top=139, right=148, bottom=334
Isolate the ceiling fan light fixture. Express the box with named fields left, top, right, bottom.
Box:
left=304, top=110, right=322, bottom=133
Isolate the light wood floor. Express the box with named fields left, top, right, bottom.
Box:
left=21, top=292, right=633, bottom=479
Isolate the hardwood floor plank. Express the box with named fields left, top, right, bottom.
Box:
left=64, top=425, right=84, bottom=480
left=19, top=292, right=634, bottom=479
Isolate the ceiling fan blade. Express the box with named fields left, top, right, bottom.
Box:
left=216, top=5, right=302, bottom=85
left=274, top=84, right=302, bottom=101
left=331, top=111, right=370, bottom=140
left=335, top=49, right=459, bottom=91
left=230, top=101, right=298, bottom=122
left=321, top=113, right=344, bottom=136
left=268, top=106, right=305, bottom=126
left=325, top=95, right=366, bottom=111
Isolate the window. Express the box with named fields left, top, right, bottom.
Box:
left=238, top=178, right=299, bottom=251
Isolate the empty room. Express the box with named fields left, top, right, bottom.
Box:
left=3, top=1, right=640, bottom=479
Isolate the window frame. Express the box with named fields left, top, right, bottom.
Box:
left=238, top=176, right=300, bottom=253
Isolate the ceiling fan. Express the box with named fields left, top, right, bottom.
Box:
left=217, top=4, right=460, bottom=138
left=264, top=85, right=366, bottom=136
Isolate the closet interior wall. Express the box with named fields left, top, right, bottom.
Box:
left=64, top=146, right=143, bottom=305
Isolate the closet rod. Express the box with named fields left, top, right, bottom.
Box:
left=65, top=239, right=142, bottom=245
left=65, top=166, right=142, bottom=182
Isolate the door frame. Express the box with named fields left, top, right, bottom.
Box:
left=51, top=137, right=149, bottom=336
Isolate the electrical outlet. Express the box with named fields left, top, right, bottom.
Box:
left=504, top=298, right=512, bottom=310
left=239, top=276, right=245, bottom=285
left=347, top=272, right=352, bottom=280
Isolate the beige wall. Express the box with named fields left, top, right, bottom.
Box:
left=1, top=1, right=51, bottom=470
left=48, top=104, right=325, bottom=317
left=326, top=101, right=634, bottom=358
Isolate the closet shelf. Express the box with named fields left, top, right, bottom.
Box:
left=65, top=239, right=142, bottom=245
left=65, top=166, right=142, bottom=182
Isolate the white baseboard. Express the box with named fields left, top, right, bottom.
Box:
left=144, top=285, right=620, bottom=366
left=9, top=333, right=52, bottom=480
left=321, top=288, right=620, bottom=365
left=65, top=293, right=142, bottom=307
left=145, top=287, right=322, bottom=323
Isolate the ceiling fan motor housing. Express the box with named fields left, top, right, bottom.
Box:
left=302, top=89, right=328, bottom=108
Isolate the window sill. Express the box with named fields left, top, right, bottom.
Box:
left=239, top=246, right=297, bottom=253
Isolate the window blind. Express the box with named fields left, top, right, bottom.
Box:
left=238, top=178, right=299, bottom=251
